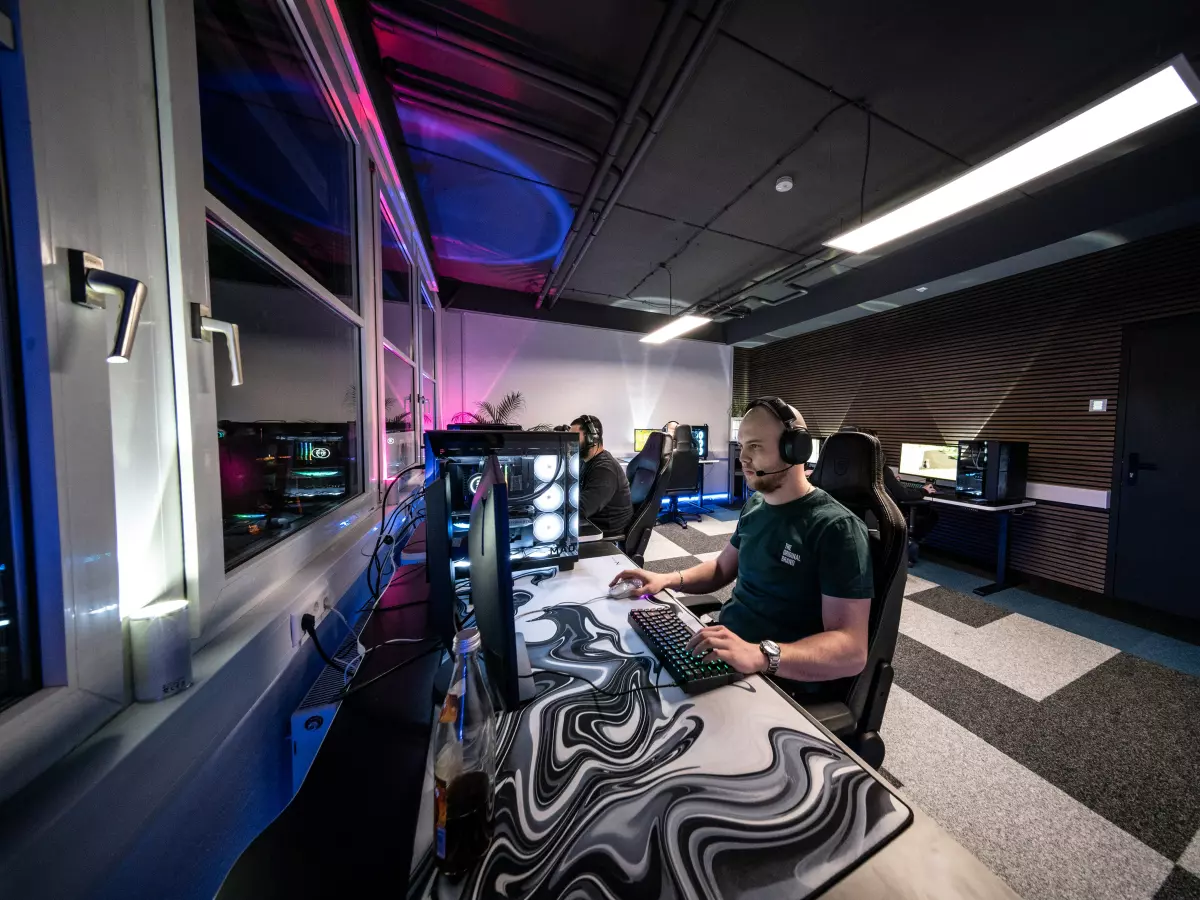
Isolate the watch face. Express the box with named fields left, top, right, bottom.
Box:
left=761, top=640, right=780, bottom=656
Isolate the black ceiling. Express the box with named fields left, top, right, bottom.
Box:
left=347, top=0, right=1200, bottom=342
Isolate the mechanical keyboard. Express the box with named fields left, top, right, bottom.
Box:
left=628, top=607, right=742, bottom=694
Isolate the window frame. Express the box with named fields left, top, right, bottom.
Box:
left=0, top=0, right=440, bottom=804
left=161, top=0, right=438, bottom=645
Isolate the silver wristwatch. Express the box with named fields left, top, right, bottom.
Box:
left=759, top=640, right=781, bottom=676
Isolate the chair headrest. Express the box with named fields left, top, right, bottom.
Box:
left=672, top=424, right=695, bottom=453
left=811, top=431, right=883, bottom=500
left=631, top=432, right=667, bottom=474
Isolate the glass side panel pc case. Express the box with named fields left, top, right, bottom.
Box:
left=424, top=430, right=579, bottom=572
left=691, top=424, right=709, bottom=460
left=956, top=441, right=1029, bottom=502
left=218, top=422, right=358, bottom=570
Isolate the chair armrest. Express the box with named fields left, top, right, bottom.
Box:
left=803, top=701, right=857, bottom=737
left=677, top=595, right=723, bottom=616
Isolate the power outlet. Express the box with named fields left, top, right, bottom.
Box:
left=290, top=596, right=329, bottom=648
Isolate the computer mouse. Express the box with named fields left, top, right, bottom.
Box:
left=608, top=579, right=645, bottom=600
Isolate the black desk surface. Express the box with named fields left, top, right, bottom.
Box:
left=219, top=552, right=1019, bottom=900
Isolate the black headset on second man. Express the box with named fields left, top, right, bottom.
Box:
left=744, top=396, right=813, bottom=476
left=577, top=414, right=603, bottom=453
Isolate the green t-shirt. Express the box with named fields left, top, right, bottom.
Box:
left=722, top=488, right=873, bottom=645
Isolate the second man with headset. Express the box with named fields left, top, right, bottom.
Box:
left=570, top=415, right=633, bottom=536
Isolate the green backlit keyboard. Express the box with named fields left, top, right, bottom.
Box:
left=628, top=607, right=742, bottom=694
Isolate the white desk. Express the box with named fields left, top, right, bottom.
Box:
left=406, top=553, right=1018, bottom=900
left=925, top=498, right=1037, bottom=595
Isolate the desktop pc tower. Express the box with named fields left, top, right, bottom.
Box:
left=956, top=441, right=1029, bottom=502
left=424, top=429, right=579, bottom=572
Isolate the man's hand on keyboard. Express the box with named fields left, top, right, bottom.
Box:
left=685, top=625, right=766, bottom=675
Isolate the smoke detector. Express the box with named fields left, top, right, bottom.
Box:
left=775, top=175, right=794, bottom=193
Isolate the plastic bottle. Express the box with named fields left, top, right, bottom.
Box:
left=433, top=628, right=496, bottom=876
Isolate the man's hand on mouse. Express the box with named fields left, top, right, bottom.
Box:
left=685, top=625, right=766, bottom=674
left=611, top=568, right=670, bottom=596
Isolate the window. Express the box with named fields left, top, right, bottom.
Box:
left=0, top=134, right=34, bottom=710
left=420, top=293, right=436, bottom=379
left=195, top=0, right=357, bottom=307
left=208, top=222, right=363, bottom=570
left=383, top=349, right=417, bottom=479
left=380, top=198, right=412, bottom=358
left=421, top=373, right=438, bottom=431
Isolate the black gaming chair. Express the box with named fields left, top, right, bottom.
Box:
left=658, top=424, right=702, bottom=528
left=803, top=430, right=908, bottom=767
left=612, top=432, right=673, bottom=566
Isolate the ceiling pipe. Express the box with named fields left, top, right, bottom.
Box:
left=534, top=0, right=689, bottom=309
left=372, top=7, right=642, bottom=128
left=546, top=0, right=737, bottom=309
left=388, top=77, right=610, bottom=168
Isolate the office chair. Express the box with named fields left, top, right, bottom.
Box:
left=675, top=431, right=905, bottom=768
left=618, top=432, right=673, bottom=566
left=805, top=431, right=907, bottom=767
left=658, top=424, right=702, bottom=528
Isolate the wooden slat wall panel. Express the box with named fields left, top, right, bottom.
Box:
left=732, top=347, right=751, bottom=412
left=743, top=225, right=1200, bottom=593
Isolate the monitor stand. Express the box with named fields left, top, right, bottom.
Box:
left=516, top=634, right=536, bottom=704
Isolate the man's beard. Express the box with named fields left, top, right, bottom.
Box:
left=746, top=468, right=788, bottom=494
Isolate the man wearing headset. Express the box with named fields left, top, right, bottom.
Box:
left=613, top=398, right=873, bottom=683
left=570, top=415, right=633, bottom=536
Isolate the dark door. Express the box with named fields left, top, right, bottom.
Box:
left=1113, top=313, right=1200, bottom=618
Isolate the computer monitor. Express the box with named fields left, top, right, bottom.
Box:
left=808, top=437, right=822, bottom=466
left=423, top=474, right=460, bottom=652
left=633, top=428, right=657, bottom=452
left=468, top=456, right=533, bottom=710
left=899, top=443, right=959, bottom=482
left=691, top=424, right=709, bottom=460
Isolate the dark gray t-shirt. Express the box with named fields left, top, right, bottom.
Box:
left=721, top=488, right=873, bottom=644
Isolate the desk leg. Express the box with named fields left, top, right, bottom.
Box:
left=974, top=511, right=1016, bottom=596
left=694, top=465, right=714, bottom=514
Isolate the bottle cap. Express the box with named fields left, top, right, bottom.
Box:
left=455, top=627, right=482, bottom=654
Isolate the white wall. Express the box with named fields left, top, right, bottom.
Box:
left=442, top=311, right=734, bottom=491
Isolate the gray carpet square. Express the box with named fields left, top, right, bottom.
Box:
left=654, top=523, right=733, bottom=555
left=1154, top=867, right=1200, bottom=899
left=893, top=634, right=1200, bottom=861
left=907, top=586, right=1013, bottom=628
left=641, top=556, right=735, bottom=604
left=643, top=555, right=700, bottom=576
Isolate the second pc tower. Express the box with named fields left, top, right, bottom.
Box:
left=956, top=441, right=1029, bottom=502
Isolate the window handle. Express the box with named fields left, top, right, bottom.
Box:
left=190, top=303, right=243, bottom=386
left=68, top=249, right=148, bottom=363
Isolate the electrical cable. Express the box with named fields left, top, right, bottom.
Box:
left=859, top=104, right=872, bottom=224
left=300, top=614, right=348, bottom=672
left=340, top=644, right=441, bottom=699
left=516, top=594, right=608, bottom=620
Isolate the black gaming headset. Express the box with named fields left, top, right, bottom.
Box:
left=577, top=414, right=603, bottom=453
left=745, top=397, right=813, bottom=471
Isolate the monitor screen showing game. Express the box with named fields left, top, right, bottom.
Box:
left=633, top=428, right=657, bottom=452
left=899, top=443, right=959, bottom=482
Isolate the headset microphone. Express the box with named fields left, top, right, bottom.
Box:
left=754, top=465, right=794, bottom=477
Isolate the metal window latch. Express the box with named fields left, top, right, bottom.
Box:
left=68, top=249, right=148, bottom=364
left=189, top=302, right=244, bottom=386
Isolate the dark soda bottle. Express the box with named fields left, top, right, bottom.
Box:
left=433, top=628, right=496, bottom=876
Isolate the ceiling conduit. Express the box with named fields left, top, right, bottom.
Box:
left=545, top=0, right=737, bottom=309
left=533, top=0, right=690, bottom=309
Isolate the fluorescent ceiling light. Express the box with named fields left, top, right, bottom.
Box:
left=640, top=314, right=711, bottom=343
left=826, top=58, right=1199, bottom=254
